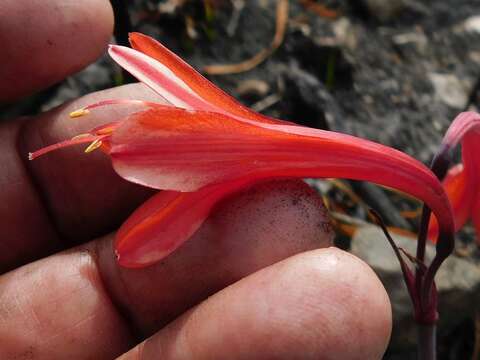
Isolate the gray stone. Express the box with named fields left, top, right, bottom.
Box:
left=351, top=225, right=480, bottom=351
left=41, top=57, right=112, bottom=112
left=428, top=73, right=469, bottom=109
left=331, top=18, right=357, bottom=51
left=463, top=15, right=480, bottom=34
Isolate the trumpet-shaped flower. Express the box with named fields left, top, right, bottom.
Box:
left=30, top=33, right=454, bottom=271
left=428, top=112, right=480, bottom=242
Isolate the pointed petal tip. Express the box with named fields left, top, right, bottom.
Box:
left=108, top=44, right=125, bottom=56
left=128, top=32, right=143, bottom=42
left=115, top=242, right=170, bottom=269
left=115, top=253, right=144, bottom=269
left=114, top=248, right=147, bottom=268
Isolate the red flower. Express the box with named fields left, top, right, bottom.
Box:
left=428, top=112, right=480, bottom=243
left=30, top=33, right=454, bottom=268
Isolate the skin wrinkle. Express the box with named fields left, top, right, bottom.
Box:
left=39, top=311, right=98, bottom=347
left=75, top=246, right=137, bottom=350
left=0, top=119, right=61, bottom=272
left=17, top=114, right=63, bottom=242
left=27, top=298, right=43, bottom=330
left=95, top=237, right=143, bottom=336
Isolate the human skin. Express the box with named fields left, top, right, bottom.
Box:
left=0, top=1, right=392, bottom=359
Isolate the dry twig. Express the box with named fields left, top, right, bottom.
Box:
left=203, top=0, right=289, bottom=75
left=298, top=0, right=340, bottom=19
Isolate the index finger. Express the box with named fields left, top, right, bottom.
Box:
left=0, top=0, right=113, bottom=101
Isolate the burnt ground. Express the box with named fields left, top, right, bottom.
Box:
left=3, top=0, right=480, bottom=358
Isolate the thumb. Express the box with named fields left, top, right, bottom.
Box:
left=118, top=248, right=392, bottom=360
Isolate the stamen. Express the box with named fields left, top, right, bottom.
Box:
left=84, top=139, right=103, bottom=153
left=69, top=108, right=90, bottom=118
left=71, top=133, right=93, bottom=140
left=69, top=99, right=159, bottom=120
left=29, top=135, right=100, bottom=160
left=91, top=122, right=120, bottom=136
left=82, top=99, right=158, bottom=112
left=96, top=126, right=117, bottom=135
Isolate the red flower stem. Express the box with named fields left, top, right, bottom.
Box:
left=418, top=324, right=436, bottom=360
left=414, top=148, right=452, bottom=358
left=415, top=207, right=430, bottom=301
left=416, top=208, right=431, bottom=266
left=418, top=153, right=452, bottom=304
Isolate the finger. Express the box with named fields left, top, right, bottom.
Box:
left=0, top=0, right=113, bottom=101
left=2, top=83, right=159, bottom=272
left=119, top=248, right=392, bottom=360
left=0, top=180, right=333, bottom=359
left=0, top=249, right=133, bottom=359
left=97, top=180, right=334, bottom=333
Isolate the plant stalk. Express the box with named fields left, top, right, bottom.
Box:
left=418, top=324, right=436, bottom=360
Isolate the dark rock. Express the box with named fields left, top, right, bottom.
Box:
left=358, top=0, right=407, bottom=23
left=349, top=181, right=411, bottom=229
left=277, top=60, right=346, bottom=129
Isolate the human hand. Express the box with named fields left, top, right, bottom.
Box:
left=0, top=1, right=392, bottom=358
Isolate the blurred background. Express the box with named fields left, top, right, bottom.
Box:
left=3, top=1, right=480, bottom=358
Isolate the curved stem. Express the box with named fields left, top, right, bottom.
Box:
left=419, top=153, right=453, bottom=305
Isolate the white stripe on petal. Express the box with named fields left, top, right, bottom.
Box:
left=109, top=45, right=212, bottom=111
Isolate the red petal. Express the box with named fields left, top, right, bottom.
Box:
left=442, top=112, right=480, bottom=149
left=472, top=192, right=480, bottom=245
left=108, top=44, right=208, bottom=109
left=427, top=111, right=480, bottom=242
left=109, top=106, right=453, bottom=236
left=128, top=32, right=290, bottom=125
left=428, top=164, right=472, bottom=240
left=463, top=131, right=480, bottom=243
left=115, top=178, right=259, bottom=267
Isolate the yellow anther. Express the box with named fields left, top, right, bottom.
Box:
left=96, top=126, right=115, bottom=136
left=84, top=139, right=103, bottom=153
left=69, top=108, right=90, bottom=118
left=71, top=133, right=91, bottom=141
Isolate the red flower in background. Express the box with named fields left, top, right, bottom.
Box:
left=428, top=112, right=480, bottom=243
